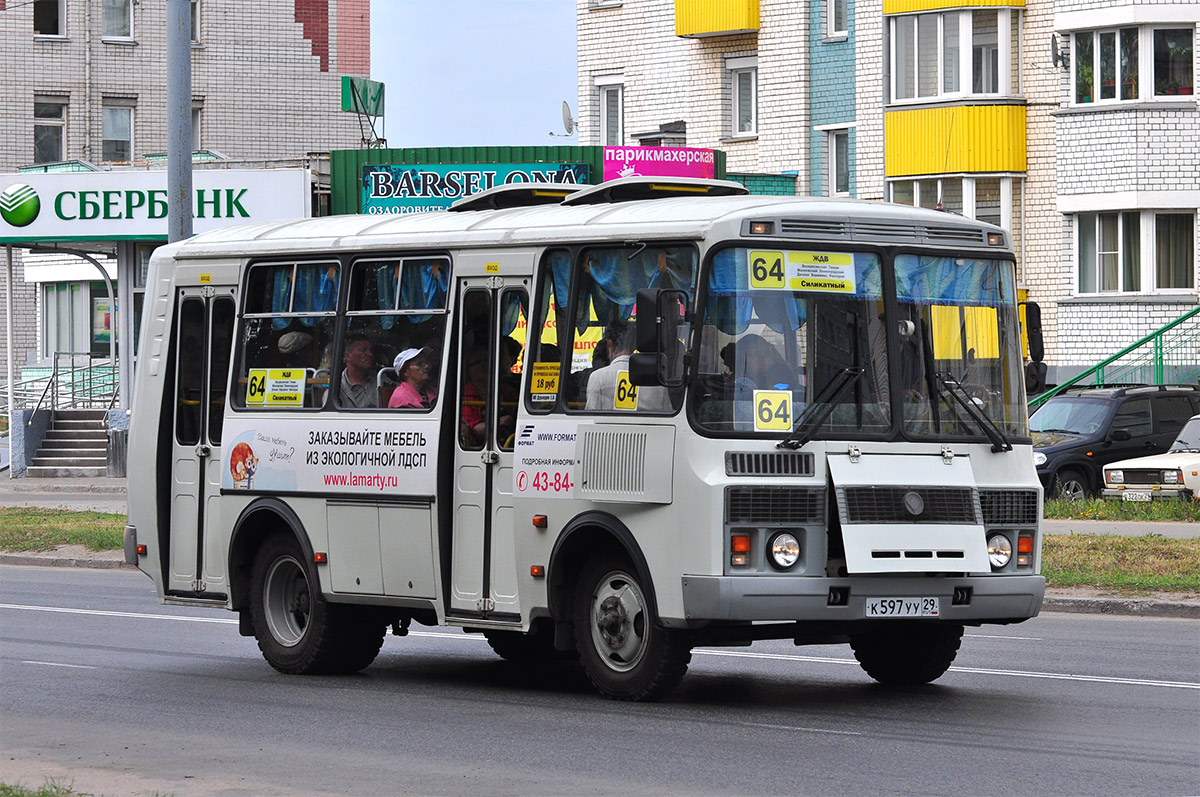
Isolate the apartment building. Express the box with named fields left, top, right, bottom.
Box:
left=576, top=0, right=1197, bottom=382
left=0, top=0, right=371, bottom=384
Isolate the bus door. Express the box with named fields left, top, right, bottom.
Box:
left=167, top=288, right=235, bottom=596
left=449, top=276, right=527, bottom=621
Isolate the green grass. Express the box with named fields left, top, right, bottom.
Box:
left=1042, top=533, right=1200, bottom=593
left=1044, top=497, right=1200, bottom=522
left=0, top=507, right=125, bottom=552
left=0, top=782, right=77, bottom=797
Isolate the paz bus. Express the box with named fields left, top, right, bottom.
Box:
left=125, top=177, right=1044, bottom=701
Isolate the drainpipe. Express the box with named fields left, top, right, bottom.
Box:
left=84, top=0, right=92, bottom=160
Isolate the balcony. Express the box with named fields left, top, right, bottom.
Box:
left=885, top=104, right=1026, bottom=176
left=675, top=0, right=759, bottom=38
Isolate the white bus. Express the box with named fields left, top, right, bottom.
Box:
left=126, top=177, right=1044, bottom=701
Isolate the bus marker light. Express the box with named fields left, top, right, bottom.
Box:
left=731, top=534, right=751, bottom=553
left=313, top=552, right=328, bottom=565
left=532, top=514, right=548, bottom=529
left=136, top=544, right=147, bottom=556
left=1017, top=536, right=1034, bottom=554
left=749, top=221, right=774, bottom=235
left=731, top=554, right=749, bottom=567
left=530, top=565, right=545, bottom=578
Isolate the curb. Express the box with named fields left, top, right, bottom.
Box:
left=0, top=553, right=134, bottom=570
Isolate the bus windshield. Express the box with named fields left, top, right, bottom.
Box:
left=691, top=248, right=1028, bottom=441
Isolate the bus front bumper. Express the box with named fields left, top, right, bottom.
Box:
left=680, top=574, right=1045, bottom=624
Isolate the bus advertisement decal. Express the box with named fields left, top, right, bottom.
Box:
left=513, top=419, right=579, bottom=499
left=220, top=418, right=437, bottom=495
left=749, top=250, right=856, bottom=294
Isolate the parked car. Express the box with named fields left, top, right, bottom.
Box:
left=1029, top=385, right=1200, bottom=499
left=1102, top=414, right=1200, bottom=502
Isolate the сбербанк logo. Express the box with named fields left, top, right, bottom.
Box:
left=0, top=183, right=41, bottom=227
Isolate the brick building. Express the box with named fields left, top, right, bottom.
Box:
left=576, top=0, right=1197, bottom=383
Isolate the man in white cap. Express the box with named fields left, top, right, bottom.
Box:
left=388, top=347, right=438, bottom=408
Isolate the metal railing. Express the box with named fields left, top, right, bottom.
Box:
left=1028, top=306, right=1200, bottom=411
left=1, top=352, right=119, bottom=419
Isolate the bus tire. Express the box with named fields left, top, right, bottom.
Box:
left=850, top=623, right=963, bottom=685
left=484, top=628, right=560, bottom=662
left=250, top=533, right=373, bottom=675
left=573, top=556, right=691, bottom=701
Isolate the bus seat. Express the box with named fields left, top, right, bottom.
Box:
left=377, top=367, right=399, bottom=407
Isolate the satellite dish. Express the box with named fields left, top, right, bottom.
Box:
left=561, top=101, right=576, bottom=136
left=1051, top=34, right=1069, bottom=70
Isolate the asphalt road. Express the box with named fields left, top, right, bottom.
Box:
left=2, top=565, right=1198, bottom=796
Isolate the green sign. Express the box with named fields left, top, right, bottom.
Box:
left=342, top=77, right=385, bottom=117
left=0, top=183, right=41, bottom=227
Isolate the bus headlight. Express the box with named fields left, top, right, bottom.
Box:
left=1033, top=452, right=1047, bottom=467
left=987, top=534, right=1012, bottom=569
left=768, top=532, right=801, bottom=570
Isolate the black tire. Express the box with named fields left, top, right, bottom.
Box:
left=850, top=623, right=964, bottom=685
left=249, top=533, right=382, bottom=674
left=573, top=556, right=691, bottom=701
left=1053, top=468, right=1090, bottom=501
left=484, top=628, right=562, bottom=663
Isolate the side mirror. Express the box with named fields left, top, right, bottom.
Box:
left=1111, top=428, right=1131, bottom=442
left=630, top=288, right=687, bottom=388
left=1023, top=301, right=1044, bottom=363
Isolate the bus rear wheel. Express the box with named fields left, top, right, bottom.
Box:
left=249, top=533, right=382, bottom=675
left=573, top=557, right=691, bottom=701
left=850, top=623, right=963, bottom=685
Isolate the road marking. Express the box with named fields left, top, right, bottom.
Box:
left=3, top=604, right=1194, bottom=690
left=966, top=633, right=1042, bottom=641
left=740, top=722, right=862, bottom=736
left=20, top=660, right=97, bottom=670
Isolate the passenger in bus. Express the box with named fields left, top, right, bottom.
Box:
left=460, top=348, right=488, bottom=446
left=339, top=333, right=379, bottom=408
left=496, top=337, right=522, bottom=443
left=388, top=347, right=437, bottom=409
left=585, top=319, right=672, bottom=412
left=736, top=334, right=794, bottom=390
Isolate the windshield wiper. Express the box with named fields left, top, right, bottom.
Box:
left=932, top=372, right=1012, bottom=453
left=1035, top=428, right=1079, bottom=434
left=778, top=367, right=864, bottom=451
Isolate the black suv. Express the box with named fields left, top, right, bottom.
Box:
left=1030, top=385, right=1200, bottom=499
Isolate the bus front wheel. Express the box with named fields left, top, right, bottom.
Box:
left=573, top=557, right=691, bottom=701
left=249, top=533, right=383, bottom=674
left=850, top=623, right=963, bottom=685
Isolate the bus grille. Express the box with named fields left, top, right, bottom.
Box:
left=725, top=487, right=824, bottom=524
left=839, top=486, right=980, bottom=525
left=725, top=451, right=814, bottom=477
left=578, top=429, right=647, bottom=494
left=979, top=489, right=1039, bottom=526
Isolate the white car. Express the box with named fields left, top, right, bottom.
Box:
left=1102, top=414, right=1200, bottom=502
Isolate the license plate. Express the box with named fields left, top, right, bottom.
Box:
left=1123, top=491, right=1152, bottom=502
left=865, top=597, right=940, bottom=618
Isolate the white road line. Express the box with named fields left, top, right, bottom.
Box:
left=740, top=722, right=862, bottom=736
left=3, top=603, right=1195, bottom=690
left=20, top=660, right=97, bottom=670
left=966, top=633, right=1042, bottom=641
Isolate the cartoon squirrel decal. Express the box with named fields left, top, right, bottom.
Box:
left=229, top=442, right=258, bottom=489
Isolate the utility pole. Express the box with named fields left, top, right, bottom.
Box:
left=167, top=0, right=193, bottom=242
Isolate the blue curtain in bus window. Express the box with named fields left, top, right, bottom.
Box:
left=638, top=248, right=698, bottom=303
left=271, top=267, right=292, bottom=329
left=375, top=262, right=400, bottom=328
left=706, top=248, right=753, bottom=335
left=584, top=249, right=635, bottom=328
left=400, top=259, right=449, bottom=324
left=500, top=291, right=528, bottom=337
left=895, top=255, right=1007, bottom=307
left=753, top=292, right=805, bottom=333
left=293, top=263, right=339, bottom=327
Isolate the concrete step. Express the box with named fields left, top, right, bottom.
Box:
left=52, top=409, right=109, bottom=421
left=25, top=465, right=109, bottom=478
left=32, top=448, right=106, bottom=459
left=51, top=420, right=108, bottom=432
left=39, top=439, right=108, bottom=450
left=31, top=455, right=107, bottom=467
left=44, top=429, right=107, bottom=441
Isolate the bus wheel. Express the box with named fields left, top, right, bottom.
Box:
left=484, top=629, right=560, bottom=662
left=250, top=533, right=371, bottom=674
left=850, top=623, right=963, bottom=685
left=573, top=557, right=691, bottom=701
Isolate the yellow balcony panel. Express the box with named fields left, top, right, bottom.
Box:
left=675, top=0, right=759, bottom=38
left=884, top=0, right=1023, bottom=13
left=885, top=105, right=1026, bottom=177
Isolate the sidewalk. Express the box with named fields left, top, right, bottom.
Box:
left=1, top=475, right=1197, bottom=618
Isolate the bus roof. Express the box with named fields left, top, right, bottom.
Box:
left=164, top=193, right=1010, bottom=261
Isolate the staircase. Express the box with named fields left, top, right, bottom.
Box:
left=27, top=409, right=109, bottom=477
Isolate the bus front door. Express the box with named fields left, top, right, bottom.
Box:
left=167, top=289, right=235, bottom=596
left=449, top=277, right=527, bottom=622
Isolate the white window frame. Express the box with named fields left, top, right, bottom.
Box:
left=33, top=0, right=66, bottom=37
left=102, top=0, right=133, bottom=39
left=888, top=175, right=1015, bottom=229
left=889, top=9, right=1015, bottom=103
left=595, top=74, right=624, bottom=146
left=191, top=0, right=201, bottom=43
left=826, top=128, right=851, bottom=196
left=1071, top=25, right=1196, bottom=105
left=827, top=0, right=848, bottom=38
left=727, top=55, right=758, bottom=137
left=1074, top=209, right=1196, bottom=295
left=33, top=100, right=67, bottom=164
left=191, top=107, right=202, bottom=152
left=102, top=103, right=133, bottom=163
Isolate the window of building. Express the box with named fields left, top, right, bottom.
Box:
left=829, top=130, right=850, bottom=196
left=888, top=176, right=1017, bottom=226
left=191, top=107, right=201, bottom=151
left=1073, top=26, right=1194, bottom=103
left=191, top=0, right=200, bottom=42
left=595, top=75, right=624, bottom=146
left=828, top=0, right=847, bottom=37
left=34, top=101, right=66, bottom=163
left=102, top=104, right=132, bottom=162
left=102, top=0, right=132, bottom=38
left=1076, top=210, right=1194, bottom=293
left=727, top=56, right=758, bottom=136
left=33, top=0, right=64, bottom=35
left=891, top=9, right=1017, bottom=102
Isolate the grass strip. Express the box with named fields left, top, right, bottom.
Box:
left=1042, top=533, right=1200, bottom=592
left=1044, top=497, right=1200, bottom=522
left=0, top=507, right=125, bottom=552
left=0, top=782, right=77, bottom=797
